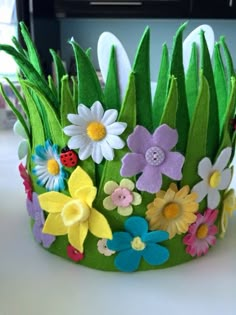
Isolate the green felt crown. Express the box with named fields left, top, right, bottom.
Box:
left=1, top=22, right=236, bottom=272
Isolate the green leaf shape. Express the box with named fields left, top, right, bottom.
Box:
left=0, top=44, right=58, bottom=109
left=12, top=36, right=27, bottom=57
left=50, top=49, right=67, bottom=104
left=19, top=21, right=43, bottom=76
left=170, top=22, right=189, bottom=155
left=72, top=76, right=79, bottom=105
left=213, top=42, right=228, bottom=134
left=21, top=81, right=66, bottom=148
left=200, top=30, right=219, bottom=159
left=70, top=39, right=104, bottom=106
left=104, top=45, right=120, bottom=110
left=48, top=75, right=57, bottom=99
left=220, top=36, right=235, bottom=95
left=185, top=42, right=199, bottom=121
left=132, top=27, right=152, bottom=131
left=0, top=83, right=30, bottom=141
left=19, top=81, right=45, bottom=148
left=218, top=77, right=236, bottom=155
left=61, top=75, right=77, bottom=129
left=152, top=43, right=169, bottom=128
left=95, top=73, right=137, bottom=230
left=181, top=73, right=209, bottom=189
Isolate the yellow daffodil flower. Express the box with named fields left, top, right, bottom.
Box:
left=39, top=166, right=112, bottom=252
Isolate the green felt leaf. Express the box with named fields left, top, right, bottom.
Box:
left=160, top=75, right=178, bottom=128
left=200, top=30, right=219, bottom=159
left=20, top=22, right=43, bottom=76
left=213, top=43, right=228, bottom=134
left=181, top=73, right=209, bottom=188
left=0, top=83, right=30, bottom=141
left=50, top=49, right=67, bottom=104
left=72, top=76, right=79, bottom=106
left=132, top=27, right=152, bottom=131
left=152, top=43, right=169, bottom=129
left=48, top=75, right=57, bottom=99
left=19, top=81, right=45, bottom=148
left=70, top=39, right=104, bottom=106
left=61, top=75, right=76, bottom=129
left=220, top=36, right=235, bottom=95
left=104, top=45, right=120, bottom=110
left=86, top=47, right=92, bottom=59
left=22, top=81, right=66, bottom=148
left=12, top=36, right=27, bottom=57
left=170, top=22, right=189, bottom=155
left=185, top=42, right=199, bottom=121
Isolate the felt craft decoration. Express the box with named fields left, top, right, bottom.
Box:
left=1, top=21, right=236, bottom=272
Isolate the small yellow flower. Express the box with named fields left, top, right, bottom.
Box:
left=220, top=189, right=236, bottom=238
left=39, top=166, right=112, bottom=252
left=146, top=183, right=198, bottom=239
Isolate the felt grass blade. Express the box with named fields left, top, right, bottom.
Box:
left=72, top=76, right=79, bottom=105
left=20, top=21, right=43, bottom=76
left=0, top=83, right=30, bottom=141
left=11, top=36, right=27, bottom=57
left=132, top=27, right=152, bottom=131
left=61, top=75, right=76, bottom=129
left=50, top=49, right=67, bottom=103
left=213, top=43, right=228, bottom=134
left=48, top=75, right=57, bottom=99
left=152, top=43, right=169, bottom=129
left=220, top=36, right=235, bottom=95
left=70, top=39, right=104, bottom=106
left=104, top=45, right=120, bottom=110
left=0, top=44, right=58, bottom=109
left=200, top=30, right=219, bottom=159
left=22, top=81, right=66, bottom=148
left=170, top=22, right=189, bottom=155
left=181, top=73, right=209, bottom=188
left=185, top=42, right=199, bottom=121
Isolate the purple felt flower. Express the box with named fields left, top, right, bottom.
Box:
left=27, top=192, right=56, bottom=248
left=121, top=124, right=185, bottom=193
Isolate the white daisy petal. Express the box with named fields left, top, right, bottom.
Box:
left=213, top=147, right=232, bottom=172
left=64, top=125, right=84, bottom=136
left=101, top=140, right=114, bottom=161
left=101, top=109, right=118, bottom=125
left=106, top=122, right=127, bottom=135
left=68, top=135, right=88, bottom=149
left=79, top=142, right=93, bottom=160
left=198, top=157, right=212, bottom=179
left=67, top=114, right=86, bottom=127
left=106, top=134, right=125, bottom=149
left=218, top=168, right=232, bottom=190
left=92, top=143, right=103, bottom=164
left=78, top=104, right=92, bottom=121
left=192, top=180, right=209, bottom=202
left=208, top=188, right=221, bottom=209
left=91, top=101, right=104, bottom=120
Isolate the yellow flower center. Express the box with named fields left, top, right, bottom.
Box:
left=47, top=159, right=60, bottom=175
left=131, top=236, right=146, bottom=251
left=61, top=200, right=90, bottom=226
left=209, top=171, right=221, bottom=188
left=86, top=121, right=106, bottom=141
left=196, top=224, right=209, bottom=239
left=163, top=202, right=180, bottom=220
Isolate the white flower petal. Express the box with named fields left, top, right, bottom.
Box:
left=218, top=168, right=232, bottom=190
left=104, top=181, right=119, bottom=194
left=14, top=120, right=27, bottom=139
left=45, top=176, right=55, bottom=191
left=192, top=180, right=209, bottom=202
left=64, top=125, right=85, bottom=136
left=106, top=134, right=125, bottom=149
left=117, top=205, right=133, bottom=216
left=106, top=122, right=127, bottom=135
left=120, top=178, right=135, bottom=191
left=79, top=142, right=93, bottom=160
left=78, top=104, right=92, bottom=121
left=132, top=192, right=142, bottom=206
left=213, top=147, right=232, bottom=172
left=208, top=188, right=221, bottom=209
left=18, top=140, right=28, bottom=160
left=101, top=109, right=118, bottom=125
left=92, top=143, right=103, bottom=164
left=91, top=101, right=104, bottom=121
left=198, top=157, right=212, bottom=179
left=68, top=135, right=88, bottom=149
left=103, top=196, right=116, bottom=210
left=101, top=140, right=114, bottom=161
left=67, top=114, right=86, bottom=126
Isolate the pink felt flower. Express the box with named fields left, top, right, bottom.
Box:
left=19, top=163, right=33, bottom=201
left=67, top=244, right=84, bottom=262
left=120, top=124, right=185, bottom=193
left=183, top=209, right=218, bottom=257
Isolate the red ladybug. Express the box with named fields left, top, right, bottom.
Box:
left=60, top=147, right=78, bottom=168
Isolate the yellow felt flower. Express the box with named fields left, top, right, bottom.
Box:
left=220, top=189, right=236, bottom=238
left=146, top=183, right=198, bottom=239
left=39, top=166, right=112, bottom=252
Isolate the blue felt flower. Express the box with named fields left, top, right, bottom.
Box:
left=32, top=140, right=67, bottom=191
left=107, top=216, right=170, bottom=272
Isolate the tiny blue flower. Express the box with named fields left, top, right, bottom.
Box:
left=32, top=140, right=67, bottom=191
left=107, top=216, right=169, bottom=272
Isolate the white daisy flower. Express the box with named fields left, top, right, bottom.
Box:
left=63, top=101, right=127, bottom=164
left=192, top=147, right=232, bottom=209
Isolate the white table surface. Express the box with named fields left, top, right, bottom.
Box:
left=0, top=130, right=236, bottom=315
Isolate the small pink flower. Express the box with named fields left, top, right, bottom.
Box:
left=67, top=244, right=84, bottom=262
left=183, top=209, right=218, bottom=257
left=19, top=163, right=33, bottom=201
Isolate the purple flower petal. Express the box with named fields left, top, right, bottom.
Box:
left=127, top=126, right=152, bottom=154
left=152, top=124, right=178, bottom=151
left=160, top=151, right=184, bottom=180
left=33, top=224, right=43, bottom=243
left=136, top=165, right=162, bottom=193
left=41, top=234, right=56, bottom=248
left=121, top=153, right=146, bottom=177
